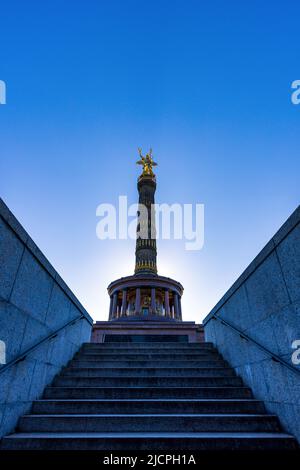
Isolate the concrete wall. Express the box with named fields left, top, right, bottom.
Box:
left=203, top=205, right=300, bottom=442
left=0, top=198, right=93, bottom=438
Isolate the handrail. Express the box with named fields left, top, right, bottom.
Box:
left=0, top=314, right=85, bottom=376
left=212, top=314, right=300, bottom=377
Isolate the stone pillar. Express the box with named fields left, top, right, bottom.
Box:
left=121, top=289, right=127, bottom=316
left=151, top=287, right=156, bottom=314
left=108, top=296, right=113, bottom=320
left=112, top=292, right=118, bottom=319
left=135, top=288, right=141, bottom=315
left=174, top=293, right=179, bottom=320
left=164, top=289, right=170, bottom=317
left=171, top=305, right=175, bottom=319
left=178, top=296, right=182, bottom=320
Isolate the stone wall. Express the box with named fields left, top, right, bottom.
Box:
left=203, top=206, right=300, bottom=442
left=0, top=198, right=93, bottom=438
left=92, top=320, right=204, bottom=343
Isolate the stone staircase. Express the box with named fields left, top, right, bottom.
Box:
left=1, top=342, right=297, bottom=450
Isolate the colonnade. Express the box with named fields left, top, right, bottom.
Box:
left=109, top=287, right=182, bottom=320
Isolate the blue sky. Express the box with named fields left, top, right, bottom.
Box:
left=1, top=1, right=299, bottom=321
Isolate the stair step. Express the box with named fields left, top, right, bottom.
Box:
left=44, top=386, right=253, bottom=399
left=62, top=367, right=235, bottom=377
left=53, top=376, right=243, bottom=387
left=70, top=360, right=228, bottom=368
left=2, top=432, right=297, bottom=451
left=84, top=342, right=214, bottom=349
left=32, top=399, right=266, bottom=414
left=18, top=414, right=282, bottom=433
left=78, top=347, right=217, bottom=356
left=76, top=353, right=221, bottom=360
left=81, top=347, right=216, bottom=353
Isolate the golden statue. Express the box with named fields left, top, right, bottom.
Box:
left=137, top=147, right=157, bottom=177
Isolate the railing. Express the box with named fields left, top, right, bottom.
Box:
left=211, top=314, right=300, bottom=377
left=0, top=314, right=85, bottom=375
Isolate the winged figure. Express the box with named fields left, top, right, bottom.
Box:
left=136, top=148, right=157, bottom=176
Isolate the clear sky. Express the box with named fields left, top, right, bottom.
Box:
left=1, top=1, right=299, bottom=322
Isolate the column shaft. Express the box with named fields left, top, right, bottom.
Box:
left=174, top=293, right=179, bottom=319
left=151, top=288, right=156, bottom=314
left=112, top=292, right=118, bottom=319
left=135, top=288, right=141, bottom=315
left=108, top=296, right=113, bottom=320
left=121, top=289, right=127, bottom=316
left=178, top=296, right=182, bottom=320
left=164, top=290, right=170, bottom=317
left=171, top=305, right=175, bottom=319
